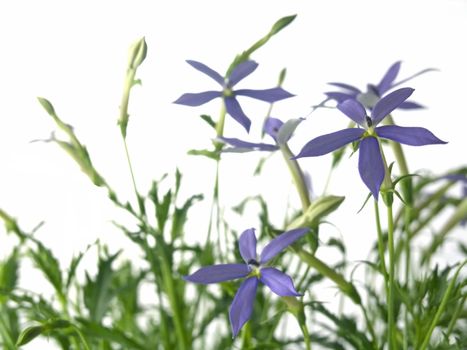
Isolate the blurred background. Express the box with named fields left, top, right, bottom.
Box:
left=1, top=0, right=466, bottom=347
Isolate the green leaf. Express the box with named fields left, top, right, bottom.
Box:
left=16, top=325, right=44, bottom=346
left=0, top=249, right=19, bottom=298
left=157, top=190, right=172, bottom=232
left=83, top=251, right=120, bottom=323
left=276, top=118, right=302, bottom=145
left=65, top=250, right=86, bottom=291
left=77, top=318, right=147, bottom=350
left=278, top=67, right=287, bottom=86
left=287, top=195, right=345, bottom=229
left=171, top=194, right=203, bottom=241
left=29, top=242, right=63, bottom=299
left=187, top=149, right=219, bottom=160
left=200, top=114, right=216, bottom=129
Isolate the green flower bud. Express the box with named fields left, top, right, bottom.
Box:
left=128, top=37, right=147, bottom=70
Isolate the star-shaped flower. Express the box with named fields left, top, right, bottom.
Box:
left=294, top=88, right=446, bottom=199
left=325, top=61, right=435, bottom=109
left=174, top=60, right=294, bottom=132
left=183, top=227, right=308, bottom=337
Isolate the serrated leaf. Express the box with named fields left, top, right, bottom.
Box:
left=83, top=251, right=120, bottom=323
left=156, top=190, right=172, bottom=232
left=29, top=242, right=63, bottom=299
left=171, top=194, right=203, bottom=241
left=187, top=149, right=219, bottom=160
left=0, top=249, right=19, bottom=297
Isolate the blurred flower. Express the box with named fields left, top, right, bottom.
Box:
left=219, top=117, right=283, bottom=152
left=325, top=61, right=435, bottom=109
left=294, top=88, right=446, bottom=199
left=184, top=227, right=308, bottom=337
left=174, top=60, right=294, bottom=132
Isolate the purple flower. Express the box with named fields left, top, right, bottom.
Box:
left=294, top=88, right=446, bottom=199
left=219, top=117, right=303, bottom=152
left=174, top=60, right=294, bottom=132
left=219, top=117, right=283, bottom=152
left=184, top=227, right=308, bottom=337
left=325, top=61, right=435, bottom=109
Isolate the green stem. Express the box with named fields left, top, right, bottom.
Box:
left=158, top=244, right=189, bottom=350
left=386, top=202, right=396, bottom=350
left=215, top=102, right=227, bottom=139
left=119, top=69, right=136, bottom=138
left=72, top=326, right=91, bottom=350
left=296, top=248, right=361, bottom=304
left=123, top=137, right=144, bottom=215
left=374, top=200, right=388, bottom=282
left=279, top=143, right=311, bottom=211
left=446, top=294, right=466, bottom=338
left=299, top=320, right=312, bottom=350
left=419, top=261, right=467, bottom=350
left=360, top=303, right=378, bottom=350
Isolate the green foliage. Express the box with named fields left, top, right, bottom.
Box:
left=1, top=16, right=465, bottom=350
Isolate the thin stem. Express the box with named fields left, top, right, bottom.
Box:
left=360, top=303, right=378, bottom=350
left=446, top=294, right=466, bottom=338
left=402, top=207, right=411, bottom=350
left=296, top=248, right=361, bottom=305
left=374, top=200, right=388, bottom=282
left=279, top=143, right=311, bottom=211
left=72, top=326, right=91, bottom=350
left=123, top=137, right=144, bottom=215
left=386, top=202, right=396, bottom=350
left=299, top=320, right=312, bottom=350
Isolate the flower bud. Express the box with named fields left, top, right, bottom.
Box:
left=128, top=37, right=147, bottom=70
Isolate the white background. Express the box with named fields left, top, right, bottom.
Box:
left=1, top=0, right=466, bottom=348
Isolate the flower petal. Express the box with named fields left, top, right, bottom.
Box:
left=327, top=82, right=361, bottom=94
left=324, top=91, right=356, bottom=103
left=219, top=137, right=278, bottom=152
left=377, top=61, right=401, bottom=95
left=228, top=61, right=258, bottom=87
left=260, top=228, right=309, bottom=264
left=260, top=267, right=301, bottom=296
left=224, top=97, right=251, bottom=132
left=186, top=60, right=224, bottom=86
left=229, top=277, right=258, bottom=338
left=398, top=101, right=425, bottom=109
left=371, top=87, right=414, bottom=125
left=235, top=87, right=294, bottom=103
left=263, top=117, right=284, bottom=141
left=294, top=128, right=364, bottom=158
left=239, top=228, right=258, bottom=263
left=337, top=99, right=367, bottom=126
left=376, top=125, right=447, bottom=146
left=173, top=91, right=222, bottom=106
left=183, top=264, right=249, bottom=284
left=358, top=137, right=385, bottom=199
